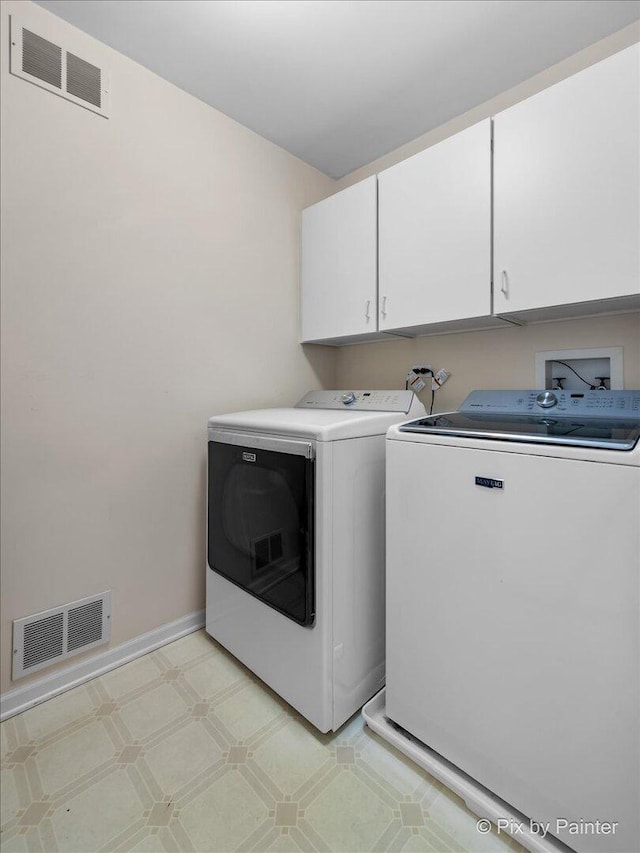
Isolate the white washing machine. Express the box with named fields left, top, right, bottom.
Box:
left=374, top=389, right=640, bottom=853
left=206, top=389, right=424, bottom=733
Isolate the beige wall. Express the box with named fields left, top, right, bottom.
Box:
left=334, top=21, right=640, bottom=410
left=0, top=1, right=335, bottom=695
left=336, top=314, right=640, bottom=414
left=2, top=4, right=639, bottom=699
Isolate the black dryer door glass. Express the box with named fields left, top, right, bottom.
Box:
left=207, top=439, right=314, bottom=626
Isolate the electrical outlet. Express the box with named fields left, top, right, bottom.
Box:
left=434, top=368, right=450, bottom=387
left=407, top=373, right=426, bottom=392
left=406, top=364, right=433, bottom=394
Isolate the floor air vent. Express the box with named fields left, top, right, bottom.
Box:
left=12, top=592, right=111, bottom=680
left=10, top=16, right=109, bottom=118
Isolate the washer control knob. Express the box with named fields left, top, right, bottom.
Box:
left=341, top=392, right=356, bottom=405
left=536, top=391, right=558, bottom=409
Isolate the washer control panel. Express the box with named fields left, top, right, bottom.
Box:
left=296, top=390, right=416, bottom=413
left=461, top=390, right=640, bottom=418
left=536, top=391, right=558, bottom=408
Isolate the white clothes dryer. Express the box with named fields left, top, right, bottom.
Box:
left=206, top=389, right=424, bottom=733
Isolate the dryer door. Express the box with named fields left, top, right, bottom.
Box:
left=208, top=432, right=315, bottom=626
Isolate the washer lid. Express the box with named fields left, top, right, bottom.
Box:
left=399, top=390, right=640, bottom=451
left=399, top=412, right=640, bottom=450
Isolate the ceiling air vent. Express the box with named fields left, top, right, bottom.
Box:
left=10, top=16, right=110, bottom=118
left=12, top=592, right=111, bottom=680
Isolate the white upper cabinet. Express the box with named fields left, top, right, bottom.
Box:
left=378, top=119, right=492, bottom=333
left=300, top=45, right=639, bottom=346
left=494, top=43, right=640, bottom=318
left=301, top=176, right=377, bottom=343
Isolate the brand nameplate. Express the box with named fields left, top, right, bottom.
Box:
left=475, top=476, right=503, bottom=489
left=242, top=452, right=257, bottom=463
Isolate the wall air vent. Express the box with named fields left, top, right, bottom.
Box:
left=10, top=16, right=110, bottom=118
left=22, top=28, right=62, bottom=89
left=12, top=592, right=111, bottom=680
left=23, top=612, right=64, bottom=670
left=66, top=52, right=101, bottom=109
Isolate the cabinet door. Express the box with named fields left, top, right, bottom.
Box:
left=494, top=44, right=640, bottom=315
left=378, top=119, right=491, bottom=331
left=301, top=177, right=377, bottom=342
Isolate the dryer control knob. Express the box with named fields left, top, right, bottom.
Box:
left=536, top=391, right=558, bottom=408
left=341, top=392, right=356, bottom=405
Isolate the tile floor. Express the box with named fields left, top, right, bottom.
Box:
left=1, top=630, right=525, bottom=853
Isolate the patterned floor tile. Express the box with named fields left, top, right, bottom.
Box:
left=100, top=655, right=164, bottom=701
left=159, top=631, right=217, bottom=667
left=20, top=686, right=95, bottom=743
left=184, top=652, right=246, bottom=700
left=118, top=683, right=188, bottom=741
left=144, top=720, right=223, bottom=795
left=0, top=630, right=528, bottom=853
left=50, top=769, right=142, bottom=851
left=259, top=829, right=305, bottom=852
left=179, top=768, right=269, bottom=851
left=0, top=833, right=32, bottom=853
left=1, top=766, right=22, bottom=825
left=303, top=768, right=395, bottom=851
left=1, top=720, right=14, bottom=760
left=251, top=719, right=331, bottom=797
left=123, top=832, right=168, bottom=852
left=35, top=720, right=116, bottom=795
left=397, top=830, right=446, bottom=852
left=214, top=681, right=285, bottom=742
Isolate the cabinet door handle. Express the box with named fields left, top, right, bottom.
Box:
left=501, top=270, right=509, bottom=298
left=365, top=299, right=371, bottom=321
left=381, top=296, right=387, bottom=318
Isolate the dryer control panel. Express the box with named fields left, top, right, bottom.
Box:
left=461, top=390, right=640, bottom=419
left=296, top=390, right=417, bottom=413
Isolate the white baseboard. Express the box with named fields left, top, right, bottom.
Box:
left=0, top=610, right=205, bottom=722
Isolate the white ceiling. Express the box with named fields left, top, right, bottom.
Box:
left=36, top=0, right=640, bottom=178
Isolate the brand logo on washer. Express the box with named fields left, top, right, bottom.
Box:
left=475, top=476, right=503, bottom=489
left=242, top=452, right=256, bottom=463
